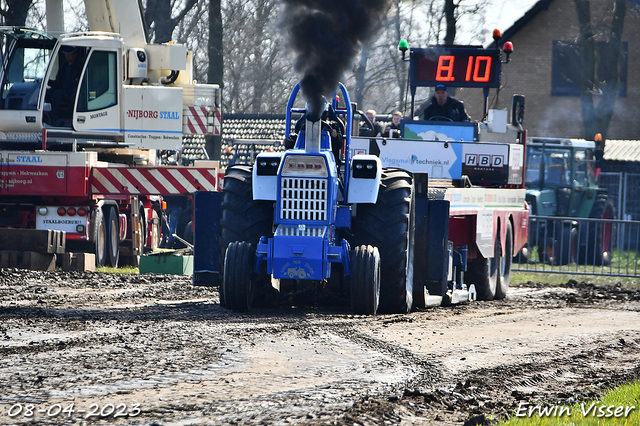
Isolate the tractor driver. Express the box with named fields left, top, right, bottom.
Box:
left=422, top=84, right=470, bottom=122
left=285, top=101, right=345, bottom=165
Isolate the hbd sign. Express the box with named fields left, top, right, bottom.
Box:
left=465, top=154, right=505, bottom=168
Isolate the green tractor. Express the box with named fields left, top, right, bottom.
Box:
left=523, top=137, right=614, bottom=265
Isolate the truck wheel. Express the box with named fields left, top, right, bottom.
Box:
left=350, top=245, right=380, bottom=315
left=93, top=207, right=107, bottom=268
left=468, top=230, right=499, bottom=301
left=132, top=208, right=146, bottom=267
left=495, top=221, right=513, bottom=300
left=223, top=241, right=254, bottom=311
left=220, top=165, right=276, bottom=306
left=580, top=197, right=615, bottom=266
left=350, top=168, right=414, bottom=314
left=106, top=207, right=120, bottom=268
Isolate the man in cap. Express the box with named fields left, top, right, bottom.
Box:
left=47, top=45, right=84, bottom=125
left=422, top=84, right=470, bottom=122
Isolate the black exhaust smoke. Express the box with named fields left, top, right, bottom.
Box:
left=281, top=0, right=391, bottom=120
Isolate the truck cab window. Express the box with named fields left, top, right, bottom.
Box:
left=574, top=150, right=588, bottom=187
left=2, top=45, right=52, bottom=110
left=77, top=50, right=117, bottom=112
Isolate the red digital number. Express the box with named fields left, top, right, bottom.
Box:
left=473, top=56, right=492, bottom=82
left=435, top=55, right=455, bottom=81
left=465, top=57, right=473, bottom=81
left=465, top=55, right=493, bottom=82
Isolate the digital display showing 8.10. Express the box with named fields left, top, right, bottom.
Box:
left=411, top=48, right=501, bottom=88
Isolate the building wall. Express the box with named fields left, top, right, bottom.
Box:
left=456, top=0, right=640, bottom=141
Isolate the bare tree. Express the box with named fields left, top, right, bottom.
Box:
left=222, top=0, right=295, bottom=113
left=208, top=0, right=223, bottom=86
left=444, top=0, right=456, bottom=45
left=574, top=0, right=626, bottom=139
left=1, top=0, right=35, bottom=26
left=144, top=0, right=199, bottom=43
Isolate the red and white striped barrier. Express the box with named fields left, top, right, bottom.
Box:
left=91, top=166, right=218, bottom=195
left=183, top=106, right=221, bottom=136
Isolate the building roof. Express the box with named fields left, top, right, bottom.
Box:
left=489, top=0, right=554, bottom=48
left=603, top=139, right=640, bottom=162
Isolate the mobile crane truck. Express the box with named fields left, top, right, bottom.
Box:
left=217, top=38, right=529, bottom=314
left=0, top=0, right=221, bottom=268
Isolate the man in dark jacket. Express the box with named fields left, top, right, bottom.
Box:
left=48, top=46, right=84, bottom=125
left=422, top=84, right=470, bottom=122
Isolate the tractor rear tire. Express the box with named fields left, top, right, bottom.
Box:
left=580, top=197, right=615, bottom=266
left=495, top=221, right=513, bottom=300
left=350, top=168, right=414, bottom=314
left=223, top=241, right=254, bottom=311
left=350, top=245, right=380, bottom=315
left=220, top=165, right=274, bottom=263
left=220, top=165, right=276, bottom=307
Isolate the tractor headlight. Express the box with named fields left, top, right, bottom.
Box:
left=352, top=158, right=378, bottom=179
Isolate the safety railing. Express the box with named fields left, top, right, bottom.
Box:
left=512, top=215, right=640, bottom=277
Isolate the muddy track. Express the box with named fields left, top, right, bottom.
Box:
left=0, top=270, right=639, bottom=425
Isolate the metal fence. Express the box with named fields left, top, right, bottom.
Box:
left=599, top=172, right=640, bottom=221
left=512, top=215, right=640, bottom=277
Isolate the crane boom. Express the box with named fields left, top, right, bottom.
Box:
left=84, top=0, right=148, bottom=46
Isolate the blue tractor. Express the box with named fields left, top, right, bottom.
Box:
left=219, top=83, right=415, bottom=314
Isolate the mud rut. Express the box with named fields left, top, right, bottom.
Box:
left=0, top=270, right=639, bottom=425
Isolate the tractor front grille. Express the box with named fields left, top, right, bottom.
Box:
left=280, top=177, right=327, bottom=221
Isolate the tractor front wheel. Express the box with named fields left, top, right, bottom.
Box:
left=223, top=241, right=254, bottom=311
left=350, top=245, right=381, bottom=315
left=580, top=198, right=615, bottom=266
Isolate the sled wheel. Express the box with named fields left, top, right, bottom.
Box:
left=468, top=227, right=499, bottom=301
left=495, top=221, right=513, bottom=300
left=350, top=245, right=380, bottom=315
left=223, top=241, right=254, bottom=311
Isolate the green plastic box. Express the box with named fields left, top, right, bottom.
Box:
left=139, top=253, right=193, bottom=275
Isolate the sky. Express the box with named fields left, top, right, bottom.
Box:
left=47, top=0, right=542, bottom=42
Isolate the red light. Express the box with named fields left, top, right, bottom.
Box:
left=77, top=207, right=87, bottom=217
left=503, top=41, right=514, bottom=54
left=57, top=207, right=66, bottom=216
left=67, top=207, right=76, bottom=216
